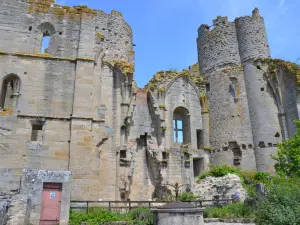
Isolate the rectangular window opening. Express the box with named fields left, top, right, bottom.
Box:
left=173, top=119, right=183, bottom=143
left=205, top=83, right=210, bottom=92
left=162, top=152, right=167, bottom=160
left=197, top=129, right=203, bottom=149
left=31, top=124, right=43, bottom=141
left=120, top=150, right=127, bottom=159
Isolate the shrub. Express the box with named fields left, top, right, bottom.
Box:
left=179, top=192, right=199, bottom=201
left=254, top=171, right=270, bottom=182
left=198, top=165, right=241, bottom=181
left=255, top=177, right=300, bottom=225
left=69, top=207, right=152, bottom=225
left=204, top=202, right=255, bottom=219
left=272, top=120, right=300, bottom=177
left=129, top=207, right=153, bottom=225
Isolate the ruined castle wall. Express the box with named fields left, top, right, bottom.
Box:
left=165, top=77, right=202, bottom=150
left=206, top=69, right=256, bottom=170
left=0, top=0, right=82, bottom=58
left=0, top=56, right=75, bottom=116
left=197, top=17, right=241, bottom=74
left=0, top=0, right=133, bottom=61
left=0, top=55, right=74, bottom=192
left=235, top=10, right=270, bottom=63
left=163, top=77, right=204, bottom=185
left=278, top=70, right=299, bottom=137
left=244, top=64, right=281, bottom=172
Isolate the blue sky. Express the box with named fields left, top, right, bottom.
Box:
left=56, top=0, right=300, bottom=88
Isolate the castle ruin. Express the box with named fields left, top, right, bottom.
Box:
left=0, top=0, right=300, bottom=224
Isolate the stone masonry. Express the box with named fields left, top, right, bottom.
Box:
left=0, top=1, right=299, bottom=224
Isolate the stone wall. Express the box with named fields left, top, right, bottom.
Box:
left=197, top=18, right=241, bottom=74
left=243, top=64, right=281, bottom=172
left=205, top=68, right=255, bottom=170
left=236, top=8, right=270, bottom=63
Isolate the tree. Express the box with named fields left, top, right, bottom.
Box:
left=272, top=120, right=300, bottom=177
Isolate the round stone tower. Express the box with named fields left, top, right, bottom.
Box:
left=197, top=16, right=256, bottom=170
left=197, top=16, right=241, bottom=74
left=237, top=9, right=281, bottom=172
left=235, top=8, right=271, bottom=63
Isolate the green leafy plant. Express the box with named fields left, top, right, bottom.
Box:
left=254, top=171, right=270, bottom=182
left=272, top=120, right=300, bottom=177
left=179, top=192, right=199, bottom=201
left=255, top=177, right=300, bottom=225
left=69, top=207, right=153, bottom=225
left=129, top=207, right=153, bottom=225
left=204, top=202, right=255, bottom=219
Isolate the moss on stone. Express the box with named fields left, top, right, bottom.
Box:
left=105, top=60, right=134, bottom=76
left=0, top=108, right=14, bottom=116
left=27, top=1, right=96, bottom=18
left=0, top=51, right=8, bottom=55
left=96, top=32, right=105, bottom=41
left=128, top=50, right=135, bottom=55
left=13, top=52, right=76, bottom=61
left=203, top=146, right=212, bottom=150
left=144, top=67, right=205, bottom=91
left=255, top=58, right=300, bottom=84
left=159, top=104, right=166, bottom=109
left=76, top=57, right=94, bottom=62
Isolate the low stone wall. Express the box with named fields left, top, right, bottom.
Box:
left=204, top=218, right=255, bottom=225
left=79, top=218, right=256, bottom=225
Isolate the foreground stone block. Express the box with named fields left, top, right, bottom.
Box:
left=152, top=202, right=204, bottom=225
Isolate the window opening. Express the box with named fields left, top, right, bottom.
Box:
left=120, top=150, right=127, bottom=159
left=31, top=124, right=43, bottom=141
left=196, top=129, right=203, bottom=149
left=173, top=120, right=183, bottom=143
left=1, top=74, right=21, bottom=109
left=41, top=32, right=51, bottom=53
left=162, top=152, right=168, bottom=160
left=193, top=158, right=203, bottom=177
left=205, top=83, right=210, bottom=92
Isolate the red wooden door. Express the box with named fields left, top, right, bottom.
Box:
left=40, top=183, right=62, bottom=225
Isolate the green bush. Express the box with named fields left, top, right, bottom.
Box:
left=272, top=120, right=300, bottom=177
left=204, top=202, right=255, bottom=219
left=198, top=165, right=241, bottom=181
left=254, top=171, right=270, bottom=182
left=178, top=192, right=199, bottom=201
left=129, top=207, right=153, bottom=225
left=69, top=207, right=152, bottom=225
left=255, top=177, right=300, bottom=225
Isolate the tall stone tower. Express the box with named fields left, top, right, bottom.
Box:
left=197, top=8, right=281, bottom=172
left=236, top=9, right=282, bottom=172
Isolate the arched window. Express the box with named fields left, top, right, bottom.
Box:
left=173, top=107, right=191, bottom=144
left=36, top=22, right=56, bottom=54
left=1, top=74, right=21, bottom=109
left=41, top=33, right=51, bottom=53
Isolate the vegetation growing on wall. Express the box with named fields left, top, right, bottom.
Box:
left=0, top=108, right=14, bottom=116
left=255, top=58, right=300, bottom=84
left=105, top=60, right=135, bottom=76
left=28, top=0, right=97, bottom=18
left=96, top=32, right=105, bottom=41
left=144, top=63, right=205, bottom=92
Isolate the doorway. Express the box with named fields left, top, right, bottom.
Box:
left=193, top=158, right=203, bottom=177
left=40, top=183, right=62, bottom=225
